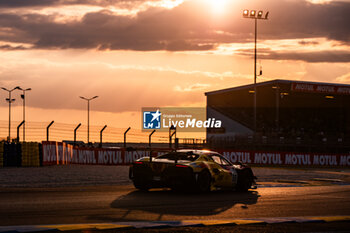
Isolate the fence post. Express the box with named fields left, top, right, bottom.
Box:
left=74, top=123, right=81, bottom=146
left=149, top=130, right=156, bottom=148
left=169, top=125, right=176, bottom=149
left=100, top=125, right=107, bottom=147
left=46, top=121, right=54, bottom=141
left=16, top=121, right=25, bottom=142
left=124, top=127, right=131, bottom=148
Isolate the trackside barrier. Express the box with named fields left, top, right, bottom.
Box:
left=41, top=142, right=350, bottom=167
left=42, top=141, right=170, bottom=166
left=0, top=142, right=41, bottom=167
left=0, top=142, right=3, bottom=167
left=3, top=143, right=22, bottom=167
left=21, top=142, right=40, bottom=167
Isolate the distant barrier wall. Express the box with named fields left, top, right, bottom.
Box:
left=42, top=141, right=168, bottom=166
left=218, top=150, right=350, bottom=167
left=0, top=142, right=41, bottom=167
left=21, top=142, right=40, bottom=167
left=41, top=142, right=350, bottom=167
left=3, top=143, right=22, bottom=167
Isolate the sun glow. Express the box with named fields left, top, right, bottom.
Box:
left=204, top=0, right=230, bottom=14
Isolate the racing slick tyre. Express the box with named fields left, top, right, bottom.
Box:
left=237, top=170, right=252, bottom=192
left=197, top=170, right=211, bottom=192
left=132, top=178, right=149, bottom=191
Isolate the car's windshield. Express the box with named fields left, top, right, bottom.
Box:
left=156, top=152, right=199, bottom=161
left=209, top=154, right=232, bottom=166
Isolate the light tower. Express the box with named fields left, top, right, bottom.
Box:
left=243, top=9, right=269, bottom=132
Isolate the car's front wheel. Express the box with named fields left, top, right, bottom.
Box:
left=237, top=170, right=252, bottom=192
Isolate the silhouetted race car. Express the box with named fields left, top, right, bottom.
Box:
left=129, top=149, right=257, bottom=192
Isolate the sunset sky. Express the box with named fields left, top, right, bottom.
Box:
left=0, top=0, right=349, bottom=142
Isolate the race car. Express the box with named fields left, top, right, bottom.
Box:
left=129, top=149, right=257, bottom=192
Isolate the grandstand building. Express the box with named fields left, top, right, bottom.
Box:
left=205, top=80, right=350, bottom=151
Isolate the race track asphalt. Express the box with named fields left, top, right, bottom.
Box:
left=0, top=184, right=349, bottom=226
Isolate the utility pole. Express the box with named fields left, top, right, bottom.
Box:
left=80, top=96, right=98, bottom=143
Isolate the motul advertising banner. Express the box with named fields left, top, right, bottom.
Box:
left=42, top=141, right=166, bottom=166
left=291, top=82, right=350, bottom=95
left=42, top=142, right=350, bottom=167
left=219, top=150, right=350, bottom=167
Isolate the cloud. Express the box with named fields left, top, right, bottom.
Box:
left=0, top=44, right=29, bottom=50
left=298, top=40, right=319, bottom=46
left=104, top=64, right=238, bottom=79
left=0, top=0, right=348, bottom=52
left=336, top=72, right=350, bottom=82
left=236, top=48, right=350, bottom=63
left=174, top=83, right=211, bottom=92
left=0, top=59, right=227, bottom=112
left=0, top=0, right=158, bottom=8
left=0, top=0, right=59, bottom=8
left=264, top=50, right=350, bottom=63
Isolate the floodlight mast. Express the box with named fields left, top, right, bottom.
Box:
left=243, top=9, right=269, bottom=133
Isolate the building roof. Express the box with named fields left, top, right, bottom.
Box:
left=205, top=79, right=350, bottom=96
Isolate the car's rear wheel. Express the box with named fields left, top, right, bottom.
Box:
left=133, top=178, right=149, bottom=191
left=197, top=170, right=211, bottom=192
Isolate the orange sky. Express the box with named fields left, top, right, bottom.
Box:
left=0, top=0, right=349, bottom=142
